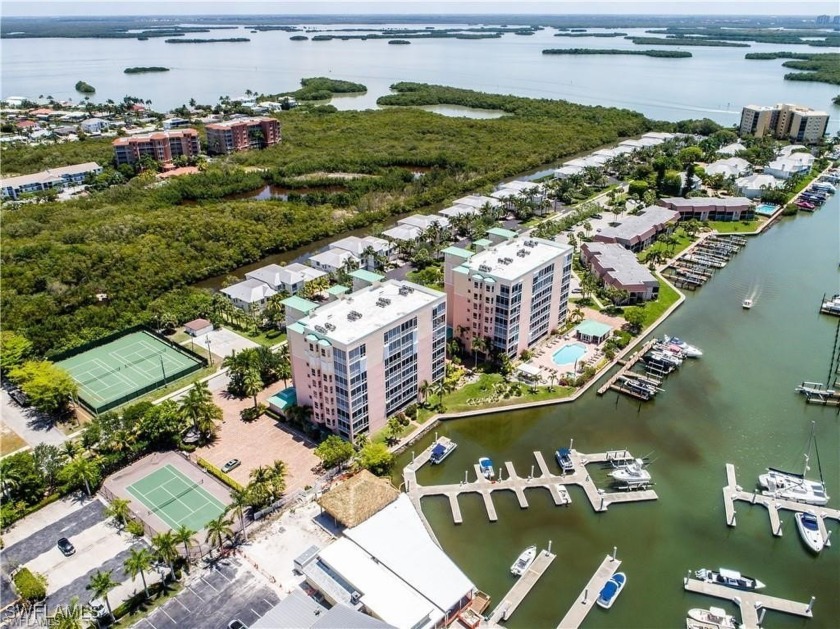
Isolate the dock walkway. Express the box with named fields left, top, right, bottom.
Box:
left=486, top=550, right=556, bottom=624
left=557, top=554, right=621, bottom=629
left=597, top=339, right=657, bottom=396
left=684, top=577, right=813, bottom=629
left=722, top=464, right=840, bottom=541
left=404, top=449, right=658, bottom=524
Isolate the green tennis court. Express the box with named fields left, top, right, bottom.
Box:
left=56, top=329, right=204, bottom=413
left=126, top=464, right=228, bottom=532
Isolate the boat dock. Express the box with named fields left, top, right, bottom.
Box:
left=663, top=234, right=745, bottom=290
left=557, top=554, right=622, bottom=629
left=403, top=449, right=657, bottom=524
left=486, top=549, right=556, bottom=624
left=683, top=577, right=814, bottom=629
left=597, top=339, right=657, bottom=396
left=721, top=464, right=840, bottom=541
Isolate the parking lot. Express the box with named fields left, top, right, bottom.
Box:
left=137, top=559, right=280, bottom=629
left=1, top=497, right=147, bottom=611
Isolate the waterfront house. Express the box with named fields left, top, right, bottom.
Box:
left=658, top=197, right=754, bottom=222
left=1, top=162, right=103, bottom=200
left=704, top=157, right=751, bottom=179
left=220, top=279, right=277, bottom=312
left=381, top=224, right=422, bottom=244
left=764, top=154, right=814, bottom=180
left=398, top=214, right=451, bottom=232
left=80, top=118, right=107, bottom=134
left=580, top=242, right=660, bottom=303
left=245, top=263, right=327, bottom=295
left=592, top=206, right=680, bottom=252
left=329, top=235, right=393, bottom=270
left=308, top=249, right=360, bottom=274
left=717, top=141, right=746, bottom=156
left=553, top=164, right=584, bottom=179
left=735, top=174, right=783, bottom=199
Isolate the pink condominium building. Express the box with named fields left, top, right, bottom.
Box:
left=444, top=236, right=573, bottom=359
left=288, top=280, right=446, bottom=442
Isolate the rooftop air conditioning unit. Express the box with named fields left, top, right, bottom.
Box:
left=351, top=591, right=362, bottom=603
left=314, top=325, right=327, bottom=334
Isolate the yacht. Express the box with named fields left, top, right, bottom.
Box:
left=609, top=459, right=651, bottom=487
left=596, top=572, right=626, bottom=609
left=623, top=378, right=656, bottom=399
left=694, top=568, right=765, bottom=591
left=742, top=298, right=753, bottom=309
left=478, top=457, right=495, bottom=480
left=510, top=545, right=537, bottom=576
left=795, top=512, right=826, bottom=554
left=430, top=437, right=457, bottom=464
left=555, top=447, right=574, bottom=473
left=758, top=422, right=829, bottom=506
left=662, top=335, right=703, bottom=358
left=686, top=607, right=738, bottom=629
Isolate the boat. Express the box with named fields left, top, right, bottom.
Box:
left=430, top=436, right=457, bottom=464
left=555, top=447, right=574, bottom=473
left=510, top=545, right=537, bottom=576
left=478, top=457, right=495, bottom=480
left=742, top=298, right=753, bottom=309
left=596, top=572, right=626, bottom=609
left=794, top=381, right=836, bottom=396
left=662, top=335, right=703, bottom=358
left=820, top=294, right=840, bottom=315
left=694, top=568, right=765, bottom=591
left=609, top=458, right=651, bottom=487
left=795, top=512, right=826, bottom=554
left=686, top=607, right=738, bottom=629
left=622, top=378, right=656, bottom=399
left=758, top=422, right=829, bottom=506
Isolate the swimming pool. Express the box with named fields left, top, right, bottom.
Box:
left=755, top=203, right=778, bottom=216
left=552, top=343, right=587, bottom=366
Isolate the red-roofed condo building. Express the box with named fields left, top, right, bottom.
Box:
left=205, top=117, right=281, bottom=155
left=112, top=129, right=200, bottom=166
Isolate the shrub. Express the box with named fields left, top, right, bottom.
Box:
left=0, top=493, right=61, bottom=529
left=403, top=404, right=418, bottom=420
left=126, top=519, right=145, bottom=537
left=13, top=568, right=46, bottom=602
left=240, top=403, right=267, bottom=422
left=196, top=457, right=245, bottom=492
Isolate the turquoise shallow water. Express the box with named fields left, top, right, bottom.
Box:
left=395, top=198, right=840, bottom=628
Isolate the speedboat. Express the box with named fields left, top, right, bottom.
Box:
left=555, top=447, right=574, bottom=473
left=662, top=335, right=703, bottom=358
left=758, top=468, right=829, bottom=506
left=609, top=459, right=651, bottom=487
left=687, top=607, right=738, bottom=629
left=596, top=572, right=626, bottom=609
left=510, top=545, right=537, bottom=576
left=430, top=437, right=457, bottom=464
left=795, top=512, right=826, bottom=554
left=742, top=298, right=753, bottom=309
left=478, top=457, right=495, bottom=480
left=623, top=378, right=656, bottom=399
left=694, top=568, right=765, bottom=591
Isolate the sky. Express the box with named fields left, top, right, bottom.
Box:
left=2, top=1, right=837, bottom=18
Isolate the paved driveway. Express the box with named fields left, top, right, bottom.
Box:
left=191, top=329, right=259, bottom=360
left=0, top=388, right=68, bottom=448
left=136, top=559, right=279, bottom=629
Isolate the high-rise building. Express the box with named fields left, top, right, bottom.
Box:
left=288, top=280, right=445, bottom=441
left=205, top=117, right=281, bottom=155
left=739, top=103, right=829, bottom=144
left=444, top=236, right=572, bottom=359
left=112, top=129, right=200, bottom=166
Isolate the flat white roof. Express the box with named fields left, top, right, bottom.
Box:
left=298, top=280, right=443, bottom=346
left=458, top=236, right=571, bottom=282
left=1, top=162, right=101, bottom=188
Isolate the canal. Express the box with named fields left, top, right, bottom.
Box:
left=394, top=198, right=840, bottom=628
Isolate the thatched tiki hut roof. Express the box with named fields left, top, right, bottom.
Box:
left=317, top=470, right=399, bottom=528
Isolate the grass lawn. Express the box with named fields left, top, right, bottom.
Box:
left=0, top=425, right=26, bottom=455
left=222, top=325, right=286, bottom=348
left=638, top=228, right=695, bottom=263
left=637, top=273, right=682, bottom=329
left=707, top=219, right=764, bottom=233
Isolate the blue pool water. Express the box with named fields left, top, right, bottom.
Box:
left=551, top=343, right=587, bottom=366
left=755, top=203, right=778, bottom=216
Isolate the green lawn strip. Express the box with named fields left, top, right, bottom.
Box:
left=706, top=219, right=763, bottom=233
left=112, top=580, right=184, bottom=626
left=222, top=325, right=285, bottom=348
left=131, top=365, right=219, bottom=405
left=638, top=273, right=681, bottom=329
left=637, top=228, right=694, bottom=262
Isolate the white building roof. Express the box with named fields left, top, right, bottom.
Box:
left=381, top=224, right=422, bottom=242
left=1, top=162, right=102, bottom=189
left=779, top=144, right=807, bottom=156
left=458, top=236, right=571, bottom=282
left=220, top=278, right=277, bottom=303
left=309, top=249, right=359, bottom=270
left=330, top=235, right=390, bottom=256
left=439, top=204, right=480, bottom=218
left=496, top=180, right=544, bottom=194
left=450, top=194, right=500, bottom=209
left=642, top=131, right=676, bottom=141
left=344, top=495, right=474, bottom=615
left=583, top=242, right=657, bottom=287
left=553, top=165, right=584, bottom=178
left=596, top=206, right=680, bottom=243
left=705, top=157, right=751, bottom=178
left=398, top=214, right=450, bottom=230
left=318, top=538, right=440, bottom=629
left=735, top=173, right=781, bottom=190
left=246, top=263, right=326, bottom=288
left=298, top=280, right=443, bottom=346
left=718, top=142, right=746, bottom=156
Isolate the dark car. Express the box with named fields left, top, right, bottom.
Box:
left=221, top=459, right=241, bottom=473
left=228, top=621, right=248, bottom=629
left=57, top=537, right=75, bottom=556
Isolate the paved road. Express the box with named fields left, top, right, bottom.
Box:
left=136, top=559, right=279, bottom=629
left=0, top=389, right=69, bottom=449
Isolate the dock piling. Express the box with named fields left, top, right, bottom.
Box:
left=808, top=596, right=815, bottom=615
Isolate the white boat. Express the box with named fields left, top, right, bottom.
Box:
left=609, top=459, right=651, bottom=487
left=596, top=572, right=626, bottom=609
left=758, top=422, right=829, bottom=506
left=794, top=381, right=835, bottom=397
left=695, top=568, right=765, bottom=591
left=430, top=437, right=457, bottom=464
left=510, top=545, right=537, bottom=576
left=687, top=607, right=738, bottom=629
left=742, top=298, right=753, bottom=309
left=820, top=295, right=840, bottom=315
left=795, top=512, right=826, bottom=554
left=662, top=335, right=703, bottom=358
left=478, top=457, right=495, bottom=480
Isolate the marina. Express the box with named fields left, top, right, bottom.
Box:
left=556, top=554, right=623, bottom=628
left=664, top=234, right=745, bottom=289
left=485, top=548, right=556, bottom=624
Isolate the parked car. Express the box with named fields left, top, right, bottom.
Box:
left=221, top=459, right=241, bottom=473
left=228, top=620, right=248, bottom=629
left=592, top=213, right=603, bottom=219
left=57, top=537, right=75, bottom=556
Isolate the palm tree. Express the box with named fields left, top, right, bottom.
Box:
left=205, top=514, right=234, bottom=556
left=151, top=531, right=179, bottom=578
left=87, top=570, right=118, bottom=621
left=242, top=366, right=263, bottom=410
left=124, top=547, right=153, bottom=599
left=227, top=489, right=251, bottom=541
left=471, top=335, right=488, bottom=367
left=418, top=380, right=432, bottom=405
left=269, top=460, right=287, bottom=498
left=172, top=525, right=196, bottom=562
left=179, top=381, right=221, bottom=441
left=105, top=498, right=132, bottom=528
left=62, top=455, right=99, bottom=497
left=52, top=596, right=84, bottom=629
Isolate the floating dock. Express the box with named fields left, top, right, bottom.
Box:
left=403, top=449, right=657, bottom=525
left=721, top=464, right=839, bottom=541
left=597, top=339, right=657, bottom=397
left=486, top=549, right=556, bottom=624
left=684, top=577, right=814, bottom=629
left=557, top=554, right=622, bottom=629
